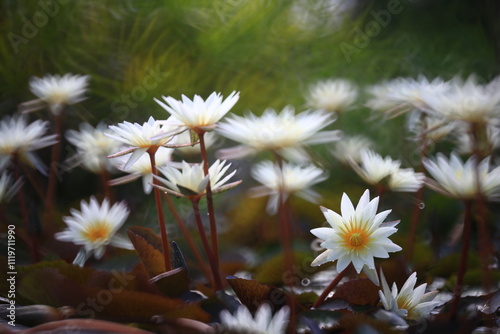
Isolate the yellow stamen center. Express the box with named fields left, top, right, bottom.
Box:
left=344, top=229, right=369, bottom=250
left=85, top=224, right=110, bottom=242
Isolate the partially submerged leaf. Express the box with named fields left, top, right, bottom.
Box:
left=226, top=276, right=287, bottom=313
left=127, top=226, right=166, bottom=278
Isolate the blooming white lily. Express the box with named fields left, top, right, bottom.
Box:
left=250, top=161, right=327, bottom=214
left=379, top=270, right=441, bottom=320
left=55, top=197, right=133, bottom=266
left=350, top=149, right=401, bottom=185
left=423, top=152, right=500, bottom=200
left=29, top=73, right=89, bottom=114
left=0, top=115, right=58, bottom=173
left=310, top=190, right=402, bottom=274
left=155, top=160, right=240, bottom=198
left=306, top=79, right=358, bottom=113
left=219, top=304, right=289, bottom=334
left=217, top=106, right=341, bottom=162
left=332, top=135, right=374, bottom=164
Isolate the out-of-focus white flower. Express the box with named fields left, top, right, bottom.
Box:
left=107, top=116, right=178, bottom=170
left=422, top=75, right=500, bottom=124
left=0, top=172, right=23, bottom=204
left=110, top=146, right=175, bottom=194
left=155, top=160, right=240, bottom=198
left=306, top=79, right=358, bottom=113
left=423, top=152, right=500, bottom=200
left=174, top=130, right=219, bottom=156
left=311, top=190, right=401, bottom=274
left=29, top=73, right=89, bottom=114
left=66, top=123, right=121, bottom=173
left=332, top=135, right=374, bottom=164
left=350, top=149, right=401, bottom=185
left=219, top=304, right=289, bottom=334
left=0, top=115, right=58, bottom=174
left=250, top=161, right=327, bottom=214
left=55, top=197, right=133, bottom=267
left=366, top=76, right=450, bottom=117
left=388, top=168, right=425, bottom=192
left=217, top=106, right=341, bottom=162
left=454, top=123, right=500, bottom=156
left=379, top=270, right=440, bottom=320
left=406, top=112, right=457, bottom=144
left=155, top=91, right=239, bottom=133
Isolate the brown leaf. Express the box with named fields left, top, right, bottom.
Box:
left=332, top=278, right=380, bottom=306
left=149, top=268, right=190, bottom=298
left=127, top=226, right=166, bottom=278
left=227, top=276, right=287, bottom=313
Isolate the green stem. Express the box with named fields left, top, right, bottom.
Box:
left=148, top=147, right=172, bottom=272
left=191, top=198, right=223, bottom=290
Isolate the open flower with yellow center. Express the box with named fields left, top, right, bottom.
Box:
left=29, top=73, right=89, bottom=115
left=218, top=304, right=290, bottom=334
left=107, top=116, right=179, bottom=170
left=55, top=197, right=133, bottom=267
left=0, top=115, right=58, bottom=174
left=66, top=122, right=121, bottom=173
left=310, top=189, right=401, bottom=274
left=423, top=152, right=500, bottom=200
left=306, top=78, right=358, bottom=113
left=154, top=160, right=241, bottom=198
left=379, top=270, right=441, bottom=320
left=250, top=160, right=327, bottom=214
left=155, top=91, right=239, bottom=133
left=217, top=106, right=341, bottom=162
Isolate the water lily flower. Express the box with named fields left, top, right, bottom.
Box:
left=310, top=190, right=402, bottom=274
left=219, top=304, right=289, bottom=334
left=332, top=135, right=374, bottom=164
left=250, top=160, right=327, bottom=214
left=0, top=171, right=23, bottom=204
left=55, top=197, right=133, bottom=266
left=29, top=73, right=89, bottom=114
left=0, top=115, right=58, bottom=173
left=217, top=106, right=341, bottom=162
left=379, top=270, right=441, bottom=320
left=306, top=78, right=358, bottom=113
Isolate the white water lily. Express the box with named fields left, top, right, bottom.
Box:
left=219, top=304, right=289, bottom=334
left=310, top=189, right=402, bottom=274
left=306, top=78, right=358, bottom=113
left=66, top=122, right=121, bottom=173
left=217, top=106, right=341, bottom=162
left=423, top=152, right=500, bottom=200
left=388, top=168, right=425, bottom=192
left=107, top=116, right=178, bottom=169
left=0, top=115, right=58, bottom=173
left=174, top=130, right=219, bottom=156
left=155, top=91, right=239, bottom=133
left=350, top=149, right=401, bottom=185
left=379, top=270, right=441, bottom=320
left=55, top=197, right=133, bottom=266
left=155, top=159, right=240, bottom=198
left=332, top=135, right=374, bottom=164
left=110, top=146, right=175, bottom=194
left=250, top=161, right=327, bottom=214
left=29, top=73, right=89, bottom=114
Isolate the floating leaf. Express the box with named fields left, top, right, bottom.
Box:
left=254, top=252, right=320, bottom=286
left=226, top=276, right=287, bottom=313
left=127, top=226, right=166, bottom=278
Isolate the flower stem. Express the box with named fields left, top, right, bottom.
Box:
left=162, top=192, right=213, bottom=286
left=43, top=112, right=63, bottom=237
left=191, top=198, right=223, bottom=290
left=198, top=131, right=222, bottom=285
left=99, top=168, right=114, bottom=202
left=312, top=264, right=352, bottom=309
left=148, top=147, right=172, bottom=272
left=406, top=113, right=428, bottom=262
left=450, top=200, right=473, bottom=317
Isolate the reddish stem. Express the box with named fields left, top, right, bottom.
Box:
left=162, top=192, right=212, bottom=285
left=197, top=131, right=222, bottom=284
left=99, top=168, right=114, bottom=202
left=191, top=198, right=223, bottom=290
left=43, top=112, right=63, bottom=237
left=148, top=147, right=172, bottom=272
left=450, top=200, right=473, bottom=317
left=312, top=264, right=352, bottom=309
